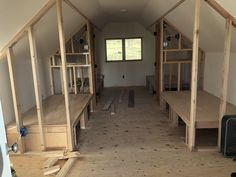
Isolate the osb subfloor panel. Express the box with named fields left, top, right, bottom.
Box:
left=68, top=87, right=236, bottom=177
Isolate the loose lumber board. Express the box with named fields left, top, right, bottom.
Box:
left=44, top=157, right=59, bottom=168
left=103, top=97, right=115, bottom=111
left=44, top=165, right=60, bottom=176
left=56, top=158, right=76, bottom=177
left=161, top=91, right=236, bottom=128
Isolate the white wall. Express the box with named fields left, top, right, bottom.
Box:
left=95, top=22, right=155, bottom=87
left=204, top=52, right=236, bottom=105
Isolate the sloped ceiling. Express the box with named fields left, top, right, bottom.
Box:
left=1, top=1, right=86, bottom=61
left=0, top=0, right=48, bottom=50
left=1, top=0, right=236, bottom=56
left=165, top=0, right=236, bottom=52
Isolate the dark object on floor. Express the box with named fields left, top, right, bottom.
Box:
left=128, top=90, right=134, bottom=108
left=221, top=115, right=236, bottom=157
left=231, top=173, right=236, bottom=177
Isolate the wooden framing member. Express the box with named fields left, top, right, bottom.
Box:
left=86, top=21, right=96, bottom=111
left=218, top=18, right=232, bottom=148
left=56, top=0, right=73, bottom=151
left=7, top=47, right=25, bottom=153
left=73, top=66, right=78, bottom=94
left=49, top=57, right=55, bottom=95
left=188, top=0, right=201, bottom=151
left=69, top=67, right=73, bottom=91
left=177, top=63, right=181, bottom=91
left=159, top=19, right=164, bottom=106
left=28, top=27, right=46, bottom=151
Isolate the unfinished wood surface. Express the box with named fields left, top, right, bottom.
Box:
left=49, top=57, right=55, bottom=95
left=189, top=0, right=201, bottom=151
left=7, top=94, right=92, bottom=128
left=159, top=19, right=164, bottom=105
left=7, top=47, right=25, bottom=153
left=6, top=94, right=92, bottom=151
left=177, top=63, right=181, bottom=91
left=28, top=27, right=45, bottom=151
left=161, top=91, right=236, bottom=129
left=155, top=23, right=161, bottom=100
left=44, top=165, right=61, bottom=176
left=73, top=66, right=78, bottom=94
left=87, top=21, right=96, bottom=110
left=103, top=97, right=115, bottom=111
left=44, top=157, right=59, bottom=168
left=56, top=158, right=76, bottom=177
left=218, top=18, right=232, bottom=148
left=56, top=0, right=73, bottom=151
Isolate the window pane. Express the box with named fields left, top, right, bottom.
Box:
left=106, top=39, right=123, bottom=61
left=125, top=38, right=142, bottom=61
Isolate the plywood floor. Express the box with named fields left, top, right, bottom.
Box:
left=10, top=87, right=236, bottom=177
left=68, top=87, right=235, bottom=177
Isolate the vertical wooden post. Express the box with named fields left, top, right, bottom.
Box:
left=60, top=67, right=64, bottom=94
left=189, top=0, right=201, bottom=151
left=7, top=47, right=25, bottom=153
left=218, top=19, right=232, bottom=148
left=69, top=67, right=73, bottom=91
left=86, top=21, right=96, bottom=111
left=56, top=0, right=73, bottom=151
left=71, top=38, right=74, bottom=53
left=28, top=27, right=45, bottom=151
left=79, top=67, right=84, bottom=92
left=49, top=57, right=55, bottom=95
left=159, top=19, right=164, bottom=105
left=178, top=63, right=181, bottom=91
left=169, top=65, right=172, bottom=91
left=73, top=66, right=77, bottom=94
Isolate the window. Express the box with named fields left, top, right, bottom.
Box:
left=105, top=38, right=142, bottom=62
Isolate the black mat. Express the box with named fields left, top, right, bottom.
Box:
left=128, top=90, right=135, bottom=108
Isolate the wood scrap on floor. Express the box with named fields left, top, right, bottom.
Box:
left=102, top=97, right=115, bottom=111
left=44, top=165, right=61, bottom=176
left=43, top=151, right=79, bottom=176
left=56, top=158, right=76, bottom=177
left=102, top=96, right=116, bottom=115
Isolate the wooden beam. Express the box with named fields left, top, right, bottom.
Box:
left=73, top=66, right=77, bottom=94
left=189, top=0, right=201, bottom=151
left=0, top=0, right=56, bottom=60
left=86, top=21, right=96, bottom=110
left=64, top=0, right=102, bottom=31
left=28, top=27, right=46, bottom=151
left=7, top=47, right=25, bottom=153
left=146, top=0, right=186, bottom=29
left=205, top=0, right=236, bottom=28
left=218, top=18, right=232, bottom=148
left=56, top=0, right=73, bottom=151
left=177, top=63, right=181, bottom=91
left=159, top=19, right=164, bottom=106
left=56, top=158, right=76, bottom=177
left=49, top=57, right=55, bottom=95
